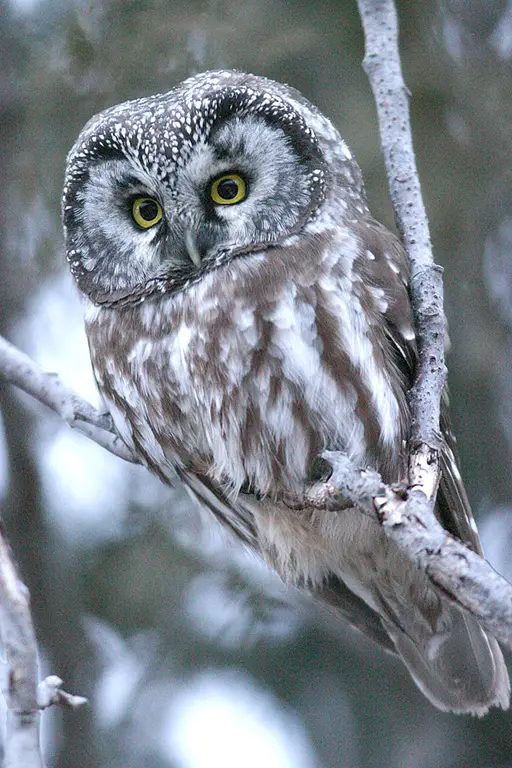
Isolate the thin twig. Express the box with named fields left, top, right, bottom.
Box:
left=37, top=676, right=88, bottom=711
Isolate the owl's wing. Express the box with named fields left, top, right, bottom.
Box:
left=352, top=217, right=484, bottom=553
left=331, top=218, right=510, bottom=713
left=314, top=575, right=395, bottom=651
left=181, top=468, right=259, bottom=548
left=437, top=396, right=483, bottom=554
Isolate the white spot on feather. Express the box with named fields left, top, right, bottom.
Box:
left=369, top=286, right=389, bottom=314
left=401, top=326, right=416, bottom=341
left=127, top=339, right=154, bottom=364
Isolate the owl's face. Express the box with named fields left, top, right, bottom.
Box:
left=63, top=70, right=366, bottom=305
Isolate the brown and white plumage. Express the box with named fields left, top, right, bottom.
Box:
left=63, top=70, right=509, bottom=713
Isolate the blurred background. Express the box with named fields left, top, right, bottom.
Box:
left=1, top=0, right=512, bottom=765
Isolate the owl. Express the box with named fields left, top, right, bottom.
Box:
left=63, top=70, right=509, bottom=714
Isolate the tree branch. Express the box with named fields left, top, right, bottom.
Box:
left=0, top=336, right=137, bottom=464
left=348, top=0, right=510, bottom=649
left=0, top=525, right=87, bottom=768
left=0, top=526, right=42, bottom=768
left=0, top=338, right=108, bottom=765
left=357, top=0, right=447, bottom=491
left=306, top=453, right=512, bottom=651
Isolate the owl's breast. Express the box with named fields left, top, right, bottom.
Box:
left=86, top=249, right=407, bottom=497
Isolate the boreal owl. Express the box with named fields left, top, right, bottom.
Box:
left=62, top=70, right=509, bottom=714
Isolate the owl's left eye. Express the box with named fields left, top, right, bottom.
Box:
left=210, top=173, right=247, bottom=205
left=132, top=197, right=163, bottom=229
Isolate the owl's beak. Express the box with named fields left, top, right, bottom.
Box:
left=184, top=230, right=202, bottom=268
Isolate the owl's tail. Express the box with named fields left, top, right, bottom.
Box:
left=382, top=601, right=510, bottom=715
left=319, top=509, right=510, bottom=714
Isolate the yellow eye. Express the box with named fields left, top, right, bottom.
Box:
left=210, top=174, right=247, bottom=205
left=132, top=197, right=163, bottom=229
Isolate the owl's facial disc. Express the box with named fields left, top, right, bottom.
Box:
left=63, top=72, right=334, bottom=305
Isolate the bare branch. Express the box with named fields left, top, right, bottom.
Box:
left=0, top=527, right=88, bottom=767
left=0, top=335, right=138, bottom=464
left=356, top=0, right=447, bottom=494
left=306, top=452, right=512, bottom=650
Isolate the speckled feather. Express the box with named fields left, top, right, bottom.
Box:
left=63, top=70, right=509, bottom=714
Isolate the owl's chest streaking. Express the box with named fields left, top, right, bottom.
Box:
left=86, top=231, right=409, bottom=497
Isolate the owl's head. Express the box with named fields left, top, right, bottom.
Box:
left=63, top=70, right=367, bottom=306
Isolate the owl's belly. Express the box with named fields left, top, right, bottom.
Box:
left=171, top=366, right=368, bottom=497
left=87, top=272, right=405, bottom=496
left=104, top=347, right=396, bottom=505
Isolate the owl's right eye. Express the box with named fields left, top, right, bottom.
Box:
left=131, top=197, right=163, bottom=229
